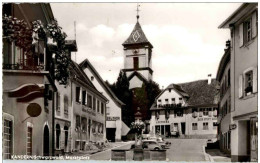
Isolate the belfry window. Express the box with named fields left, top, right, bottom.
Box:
left=133, top=57, right=139, bottom=69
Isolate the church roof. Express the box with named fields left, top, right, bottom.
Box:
left=122, top=21, right=153, bottom=47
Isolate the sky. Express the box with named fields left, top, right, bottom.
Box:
left=51, top=3, right=242, bottom=88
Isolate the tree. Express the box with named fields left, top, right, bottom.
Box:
left=106, top=71, right=135, bottom=127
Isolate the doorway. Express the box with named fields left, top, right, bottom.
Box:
left=181, top=122, right=186, bottom=135
left=43, top=125, right=49, bottom=156
left=106, top=128, right=116, bottom=142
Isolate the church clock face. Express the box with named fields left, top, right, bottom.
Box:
left=132, top=49, right=139, bottom=54
left=133, top=30, right=140, bottom=42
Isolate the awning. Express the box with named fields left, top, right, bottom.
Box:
left=5, top=83, right=45, bottom=102
left=5, top=83, right=44, bottom=97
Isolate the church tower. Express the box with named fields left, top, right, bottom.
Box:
left=122, top=9, right=153, bottom=89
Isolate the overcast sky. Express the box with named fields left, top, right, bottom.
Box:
left=51, top=3, right=242, bottom=88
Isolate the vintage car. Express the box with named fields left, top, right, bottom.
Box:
left=149, top=136, right=171, bottom=148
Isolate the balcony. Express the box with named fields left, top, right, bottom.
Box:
left=3, top=59, right=45, bottom=71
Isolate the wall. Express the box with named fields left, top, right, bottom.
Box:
left=233, top=11, right=258, bottom=117
left=157, top=88, right=186, bottom=106
left=83, top=67, right=122, bottom=141
left=3, top=73, right=54, bottom=156
left=71, top=81, right=106, bottom=151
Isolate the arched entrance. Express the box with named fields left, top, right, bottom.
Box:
left=43, top=125, right=49, bottom=156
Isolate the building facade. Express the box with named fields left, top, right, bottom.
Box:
left=150, top=78, right=218, bottom=139
left=80, top=59, right=130, bottom=142
left=69, top=61, right=108, bottom=152
left=219, top=3, right=258, bottom=162
left=216, top=44, right=231, bottom=155
left=2, top=3, right=56, bottom=158
left=122, top=16, right=153, bottom=89
left=54, top=40, right=77, bottom=155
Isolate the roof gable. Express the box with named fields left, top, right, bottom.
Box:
left=79, top=59, right=125, bottom=107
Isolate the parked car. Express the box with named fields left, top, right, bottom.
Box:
left=149, top=136, right=171, bottom=148
left=142, top=140, right=163, bottom=150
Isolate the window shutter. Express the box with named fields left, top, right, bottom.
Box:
left=239, top=74, right=243, bottom=98
left=239, top=23, right=244, bottom=47
left=253, top=67, right=258, bottom=93
left=79, top=87, right=82, bottom=102
left=252, top=11, right=257, bottom=38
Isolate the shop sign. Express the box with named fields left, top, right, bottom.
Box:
left=198, top=117, right=217, bottom=121
left=156, top=120, right=169, bottom=124
left=107, top=117, right=120, bottom=121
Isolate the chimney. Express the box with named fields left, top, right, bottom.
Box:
left=208, top=74, right=212, bottom=85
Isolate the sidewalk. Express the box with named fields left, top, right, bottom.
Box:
left=206, top=149, right=231, bottom=162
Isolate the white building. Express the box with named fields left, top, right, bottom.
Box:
left=150, top=77, right=219, bottom=139
left=80, top=59, right=130, bottom=142
left=219, top=3, right=258, bottom=162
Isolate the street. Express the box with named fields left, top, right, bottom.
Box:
left=88, top=139, right=207, bottom=161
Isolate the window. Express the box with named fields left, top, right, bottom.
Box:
left=3, top=119, right=13, bottom=159
left=239, top=12, right=257, bottom=47
left=80, top=141, right=85, bottom=151
left=87, top=94, right=92, bottom=108
left=156, top=111, right=160, bottom=119
left=203, top=122, right=208, bottom=130
left=81, top=117, right=87, bottom=131
left=244, top=18, right=252, bottom=43
left=101, top=102, right=104, bottom=114
left=165, top=99, right=168, bottom=104
left=239, top=68, right=257, bottom=98
left=133, top=57, right=139, bottom=69
left=192, top=123, right=198, bottom=130
left=165, top=110, right=170, bottom=119
left=76, top=87, right=80, bottom=102
left=76, top=115, right=81, bottom=129
left=169, top=89, right=171, bottom=93
left=175, top=109, right=183, bottom=117
left=203, top=108, right=209, bottom=116
left=56, top=92, right=60, bottom=112
left=97, top=100, right=100, bottom=113
left=158, top=99, right=161, bottom=102
left=245, top=70, right=253, bottom=95
left=178, top=98, right=183, bottom=106
left=93, top=97, right=96, bottom=111
left=213, top=122, right=218, bottom=130
left=82, top=91, right=86, bottom=105
left=171, top=98, right=175, bottom=102
left=26, top=123, right=33, bottom=156
left=64, top=95, right=69, bottom=116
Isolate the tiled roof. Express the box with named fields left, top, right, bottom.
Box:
left=122, top=21, right=152, bottom=47
left=178, top=79, right=218, bottom=106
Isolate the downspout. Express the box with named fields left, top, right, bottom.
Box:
left=52, top=90, right=55, bottom=156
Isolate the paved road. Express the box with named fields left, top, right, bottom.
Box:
left=166, top=139, right=207, bottom=161
left=88, top=139, right=207, bottom=161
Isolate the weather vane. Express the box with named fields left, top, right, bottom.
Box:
left=136, top=3, right=140, bottom=20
